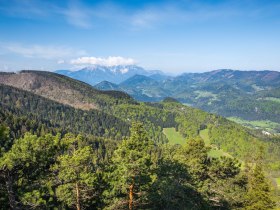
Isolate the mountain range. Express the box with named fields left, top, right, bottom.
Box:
left=55, top=65, right=165, bottom=86
left=56, top=66, right=280, bottom=132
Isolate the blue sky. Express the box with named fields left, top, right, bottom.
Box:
left=0, top=0, right=280, bottom=73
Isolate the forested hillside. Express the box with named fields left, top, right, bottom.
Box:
left=0, top=84, right=130, bottom=140
left=92, top=69, right=280, bottom=133
left=0, top=71, right=279, bottom=209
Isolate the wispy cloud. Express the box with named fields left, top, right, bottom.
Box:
left=131, top=8, right=161, bottom=28
left=0, top=0, right=242, bottom=30
left=70, top=56, right=136, bottom=66
left=1, top=0, right=280, bottom=30
left=58, top=1, right=94, bottom=29
left=0, top=0, right=51, bottom=19
left=0, top=0, right=93, bottom=28
left=128, top=1, right=241, bottom=29
left=126, top=0, right=280, bottom=29
left=3, top=43, right=87, bottom=59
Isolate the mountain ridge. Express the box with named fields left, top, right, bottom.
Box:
left=55, top=65, right=165, bottom=85
left=82, top=68, right=280, bottom=131
left=0, top=70, right=134, bottom=111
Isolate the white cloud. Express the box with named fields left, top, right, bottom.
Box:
left=70, top=56, right=136, bottom=66
left=3, top=43, right=87, bottom=59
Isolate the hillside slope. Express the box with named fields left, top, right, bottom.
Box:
left=0, top=84, right=130, bottom=140
left=0, top=71, right=133, bottom=110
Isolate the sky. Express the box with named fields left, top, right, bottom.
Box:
left=0, top=0, right=280, bottom=74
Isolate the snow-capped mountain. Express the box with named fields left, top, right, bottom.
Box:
left=55, top=65, right=164, bottom=85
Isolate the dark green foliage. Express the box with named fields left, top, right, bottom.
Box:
left=0, top=133, right=58, bottom=209
left=52, top=134, right=101, bottom=209
left=0, top=124, right=277, bottom=209
left=243, top=148, right=276, bottom=210
left=0, top=84, right=130, bottom=141
left=0, top=132, right=118, bottom=209
left=173, top=137, right=253, bottom=209
left=112, top=103, right=177, bottom=143
left=105, top=122, right=154, bottom=209
left=0, top=125, right=10, bottom=155
left=174, top=136, right=210, bottom=182
left=149, top=147, right=209, bottom=210
left=244, top=164, right=275, bottom=210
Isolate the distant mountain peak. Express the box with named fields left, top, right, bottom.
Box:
left=55, top=65, right=165, bottom=86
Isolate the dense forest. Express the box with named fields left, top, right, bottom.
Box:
left=0, top=122, right=277, bottom=209
left=0, top=72, right=279, bottom=209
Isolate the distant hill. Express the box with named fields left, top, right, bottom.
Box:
left=92, top=69, right=280, bottom=131
left=0, top=70, right=134, bottom=110
left=169, top=69, right=280, bottom=90
left=94, top=81, right=123, bottom=91
left=119, top=74, right=169, bottom=101
left=120, top=74, right=158, bottom=87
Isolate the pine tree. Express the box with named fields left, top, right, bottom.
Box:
left=0, top=125, right=11, bottom=155
left=244, top=164, right=275, bottom=210
left=0, top=133, right=57, bottom=209
left=52, top=134, right=98, bottom=210
left=149, top=144, right=209, bottom=210
left=244, top=147, right=276, bottom=210
left=174, top=136, right=210, bottom=183
left=106, top=122, right=154, bottom=209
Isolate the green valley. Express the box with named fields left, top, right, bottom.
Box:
left=228, top=117, right=280, bottom=133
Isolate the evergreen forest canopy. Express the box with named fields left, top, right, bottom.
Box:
left=0, top=71, right=279, bottom=209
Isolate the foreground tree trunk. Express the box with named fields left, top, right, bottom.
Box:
left=129, top=180, right=134, bottom=210
left=75, top=182, right=81, bottom=210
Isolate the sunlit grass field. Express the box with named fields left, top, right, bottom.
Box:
left=163, top=127, right=186, bottom=145
left=163, top=127, right=231, bottom=158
